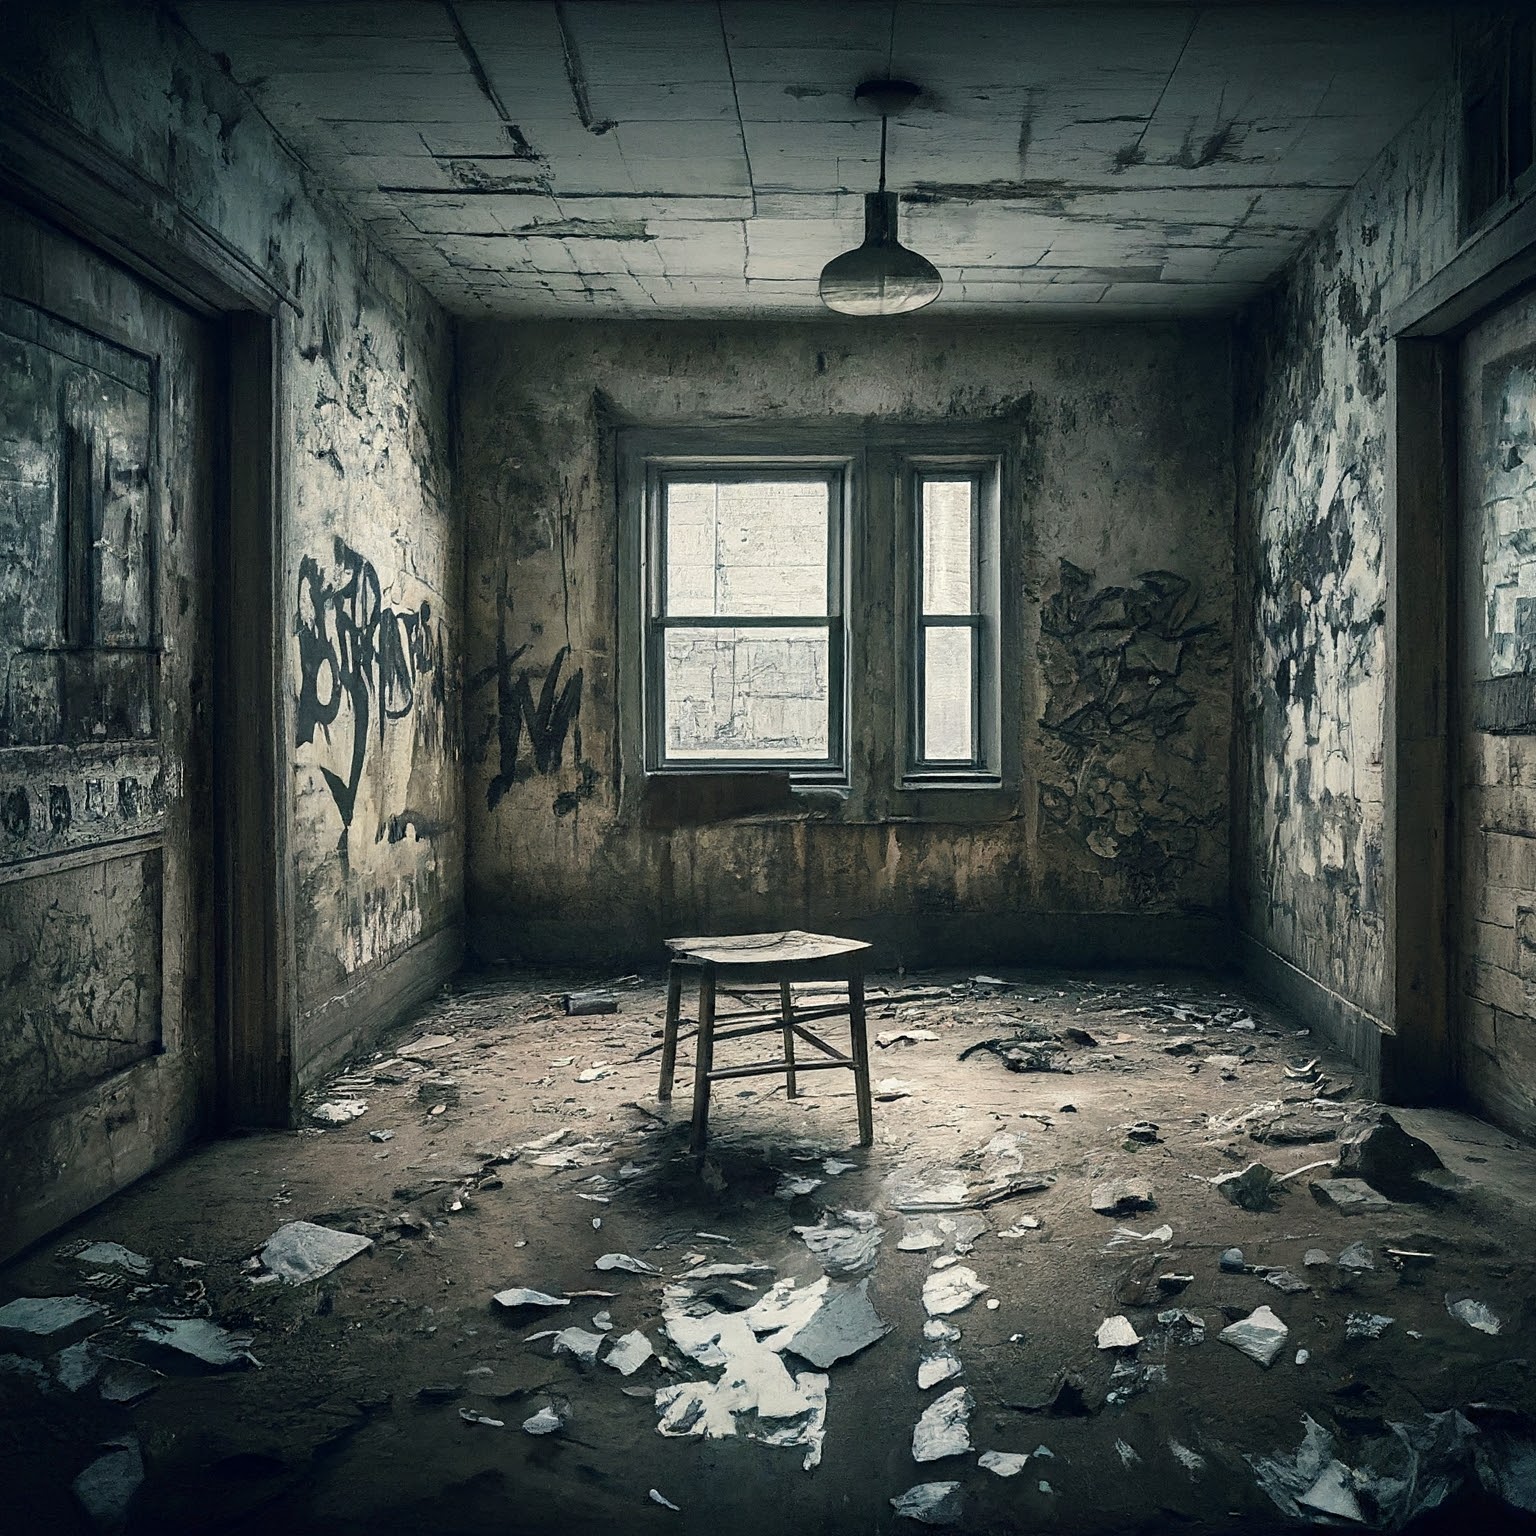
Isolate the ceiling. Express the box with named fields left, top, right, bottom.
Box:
left=175, top=1, right=1452, bottom=319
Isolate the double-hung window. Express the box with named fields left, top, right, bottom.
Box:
left=623, top=427, right=1009, bottom=809
left=646, top=465, right=845, bottom=772
left=906, top=464, right=999, bottom=782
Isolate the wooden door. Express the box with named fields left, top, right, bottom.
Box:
left=0, top=203, right=217, bottom=1255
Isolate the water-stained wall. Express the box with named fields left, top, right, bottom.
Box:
left=458, top=319, right=1233, bottom=967
left=1233, top=89, right=1459, bottom=1047
left=0, top=0, right=462, bottom=1254
left=1455, top=286, right=1536, bottom=1134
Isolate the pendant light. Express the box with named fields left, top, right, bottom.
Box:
left=819, top=78, right=943, bottom=317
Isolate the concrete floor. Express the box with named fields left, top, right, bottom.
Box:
left=4, top=966, right=1536, bottom=1535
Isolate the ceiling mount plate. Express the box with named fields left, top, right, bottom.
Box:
left=853, top=78, right=923, bottom=117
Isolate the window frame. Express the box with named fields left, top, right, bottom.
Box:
left=641, top=455, right=851, bottom=778
left=617, top=422, right=1019, bottom=825
left=902, top=457, right=1003, bottom=787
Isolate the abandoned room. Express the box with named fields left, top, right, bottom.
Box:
left=9, top=0, right=1536, bottom=1530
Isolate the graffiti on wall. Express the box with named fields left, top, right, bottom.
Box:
left=295, top=536, right=443, bottom=832
left=470, top=578, right=585, bottom=812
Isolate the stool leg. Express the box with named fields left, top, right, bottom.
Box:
left=848, top=969, right=873, bottom=1148
left=658, top=961, right=683, bottom=1102
left=779, top=979, right=798, bottom=1099
left=689, top=969, right=717, bottom=1156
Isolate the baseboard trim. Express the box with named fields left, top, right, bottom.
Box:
left=297, top=924, right=463, bottom=1089
left=1240, top=932, right=1385, bottom=1091
left=0, top=1054, right=199, bottom=1265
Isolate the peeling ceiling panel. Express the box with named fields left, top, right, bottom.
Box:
left=173, top=0, right=1455, bottom=318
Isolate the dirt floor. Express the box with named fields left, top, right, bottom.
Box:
left=5, top=964, right=1536, bottom=1535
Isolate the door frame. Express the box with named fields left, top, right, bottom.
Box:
left=0, top=92, right=300, bottom=1126
left=1385, top=190, right=1536, bottom=1101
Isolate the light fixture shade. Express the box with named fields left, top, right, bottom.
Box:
left=819, top=191, right=942, bottom=316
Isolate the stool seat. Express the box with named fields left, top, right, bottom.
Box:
left=657, top=929, right=874, bottom=1154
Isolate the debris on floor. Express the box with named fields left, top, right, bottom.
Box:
left=492, top=1287, right=570, bottom=1311
left=256, top=1221, right=372, bottom=1284
left=71, top=1435, right=143, bottom=1530
left=130, top=1317, right=256, bottom=1370
left=791, top=1210, right=883, bottom=1274
left=309, top=1098, right=369, bottom=1126
left=6, top=963, right=1536, bottom=1535
left=0, top=1295, right=104, bottom=1339
left=1446, top=1296, right=1502, bottom=1334
left=1218, top=1305, right=1289, bottom=1368
left=922, top=1267, right=989, bottom=1317
left=890, top=1481, right=963, bottom=1525
left=71, top=1242, right=152, bottom=1276
left=912, top=1386, right=974, bottom=1461
left=1091, top=1178, right=1156, bottom=1216
left=1096, top=1315, right=1142, bottom=1350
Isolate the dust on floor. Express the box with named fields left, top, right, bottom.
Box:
left=3, top=966, right=1536, bottom=1536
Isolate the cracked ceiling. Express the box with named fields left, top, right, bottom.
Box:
left=176, top=0, right=1452, bottom=318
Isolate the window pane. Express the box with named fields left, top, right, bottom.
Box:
left=665, top=479, right=829, bottom=617
left=922, top=480, right=973, bottom=614
left=664, top=625, right=829, bottom=759
left=923, top=625, right=973, bottom=761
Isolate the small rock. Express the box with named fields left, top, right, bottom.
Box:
left=1310, top=1178, right=1390, bottom=1214
left=1336, top=1241, right=1374, bottom=1272
left=1336, top=1113, right=1461, bottom=1201
left=1302, top=1248, right=1331, bottom=1268
left=1090, top=1179, right=1156, bottom=1216
left=1156, top=1309, right=1206, bottom=1345
left=1156, top=1273, right=1194, bottom=1294
left=1211, top=1163, right=1278, bottom=1211
left=1218, top=1305, right=1288, bottom=1367
left=1219, top=1247, right=1246, bottom=1273
left=1265, top=1270, right=1310, bottom=1295
left=1096, top=1316, right=1142, bottom=1351
left=522, top=1405, right=563, bottom=1435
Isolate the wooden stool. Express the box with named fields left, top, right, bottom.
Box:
left=657, top=930, right=874, bottom=1154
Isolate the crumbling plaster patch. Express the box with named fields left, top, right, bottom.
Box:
left=1233, top=87, right=1458, bottom=1020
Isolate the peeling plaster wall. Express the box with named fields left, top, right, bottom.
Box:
left=1233, top=89, right=1458, bottom=1046
left=1455, top=286, right=1536, bottom=1135
left=0, top=0, right=462, bottom=1186
left=458, top=319, right=1233, bottom=967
